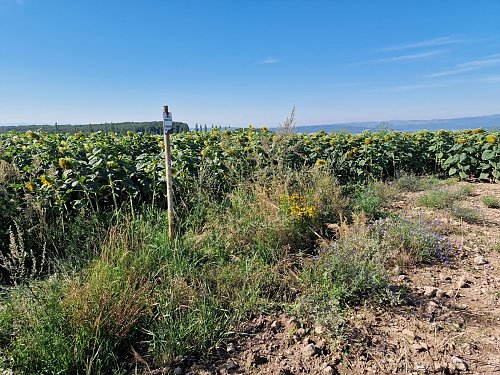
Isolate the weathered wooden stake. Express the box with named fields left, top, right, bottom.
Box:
left=162, top=105, right=174, bottom=239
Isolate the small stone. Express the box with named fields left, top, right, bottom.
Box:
left=271, top=320, right=282, bottom=331
left=401, top=328, right=415, bottom=341
left=427, top=300, right=440, bottom=313
left=414, top=364, right=427, bottom=372
left=316, top=338, right=327, bottom=350
left=314, top=325, right=325, bottom=335
left=474, top=255, right=487, bottom=265
left=296, top=328, right=306, bottom=337
left=457, top=277, right=470, bottom=288
left=436, top=289, right=448, bottom=298
left=173, top=367, right=183, bottom=375
left=450, top=356, right=468, bottom=371
left=302, top=343, right=318, bottom=357
left=226, top=360, right=239, bottom=371
left=226, top=342, right=236, bottom=353
left=322, top=365, right=334, bottom=374
left=423, top=286, right=438, bottom=297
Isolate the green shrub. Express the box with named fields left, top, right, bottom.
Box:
left=449, top=204, right=483, bottom=224
left=372, top=215, right=454, bottom=265
left=418, top=189, right=454, bottom=209
left=207, top=167, right=347, bottom=259
left=350, top=182, right=399, bottom=219
left=457, top=184, right=475, bottom=197
left=481, top=195, right=500, bottom=208
left=396, top=172, right=440, bottom=192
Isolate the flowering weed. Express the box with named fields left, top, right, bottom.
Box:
left=372, top=214, right=455, bottom=265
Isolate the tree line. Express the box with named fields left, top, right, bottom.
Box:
left=0, top=121, right=190, bottom=134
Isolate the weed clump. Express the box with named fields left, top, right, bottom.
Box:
left=418, top=189, right=454, bottom=209
left=350, top=181, right=399, bottom=219
left=482, top=195, right=500, bottom=208
left=372, top=215, right=454, bottom=266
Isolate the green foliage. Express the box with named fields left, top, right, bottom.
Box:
left=395, top=172, right=441, bottom=192
left=418, top=189, right=455, bottom=209
left=207, top=167, right=347, bottom=258
left=350, top=182, right=398, bottom=219
left=0, top=210, right=292, bottom=373
left=1, top=128, right=499, bottom=223
left=457, top=184, right=475, bottom=196
left=443, top=131, right=500, bottom=180
left=372, top=215, right=453, bottom=265
left=481, top=195, right=500, bottom=208
left=449, top=204, right=483, bottom=224
left=1, top=125, right=486, bottom=372
left=301, top=232, right=389, bottom=308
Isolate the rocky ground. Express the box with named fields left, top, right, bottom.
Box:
left=164, top=182, right=500, bottom=375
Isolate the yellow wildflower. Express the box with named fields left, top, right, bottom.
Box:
left=58, top=158, right=72, bottom=170
left=40, top=175, right=52, bottom=187
left=315, top=159, right=326, bottom=167
left=486, top=134, right=497, bottom=144
left=25, top=182, right=34, bottom=192
left=26, top=130, right=39, bottom=139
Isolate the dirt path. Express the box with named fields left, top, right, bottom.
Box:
left=173, top=182, right=500, bottom=375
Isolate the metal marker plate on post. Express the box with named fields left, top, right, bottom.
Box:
left=163, top=110, right=173, bottom=133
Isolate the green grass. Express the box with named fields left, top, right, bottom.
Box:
left=457, top=184, right=475, bottom=197
left=481, top=195, right=500, bottom=209
left=349, top=181, right=399, bottom=220
left=0, top=165, right=459, bottom=374
left=449, top=204, right=483, bottom=224
left=418, top=189, right=455, bottom=209
left=395, top=172, right=441, bottom=192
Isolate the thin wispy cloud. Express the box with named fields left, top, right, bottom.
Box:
left=354, top=49, right=446, bottom=65
left=363, top=83, right=445, bottom=93
left=428, top=53, right=500, bottom=77
left=472, top=75, right=500, bottom=83
left=381, top=35, right=465, bottom=51
left=257, top=56, right=278, bottom=64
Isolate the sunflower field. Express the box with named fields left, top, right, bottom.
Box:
left=0, top=127, right=499, bottom=215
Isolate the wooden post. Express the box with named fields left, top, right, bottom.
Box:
left=162, top=105, right=174, bottom=239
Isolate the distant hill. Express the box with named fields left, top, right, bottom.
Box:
left=289, top=114, right=500, bottom=134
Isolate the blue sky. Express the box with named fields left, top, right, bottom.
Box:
left=0, top=0, right=499, bottom=127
